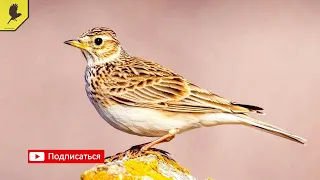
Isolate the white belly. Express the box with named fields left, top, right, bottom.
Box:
left=92, top=103, right=202, bottom=137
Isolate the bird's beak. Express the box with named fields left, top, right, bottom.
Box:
left=64, top=39, right=87, bottom=50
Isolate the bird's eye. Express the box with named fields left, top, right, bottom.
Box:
left=94, top=38, right=103, bottom=45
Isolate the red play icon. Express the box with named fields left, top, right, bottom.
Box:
left=29, top=152, right=45, bottom=162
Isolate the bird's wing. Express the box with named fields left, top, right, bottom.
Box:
left=102, top=58, right=263, bottom=114
left=9, top=4, right=18, bottom=16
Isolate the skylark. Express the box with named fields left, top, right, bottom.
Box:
left=64, top=27, right=306, bottom=151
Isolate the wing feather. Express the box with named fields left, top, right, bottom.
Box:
left=143, top=87, right=169, bottom=99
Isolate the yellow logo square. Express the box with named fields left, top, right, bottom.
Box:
left=0, top=0, right=29, bottom=31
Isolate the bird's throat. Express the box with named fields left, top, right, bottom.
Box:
left=82, top=46, right=128, bottom=67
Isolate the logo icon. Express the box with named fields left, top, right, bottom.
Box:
left=0, top=0, right=29, bottom=31
left=8, top=4, right=22, bottom=24
left=29, top=152, right=45, bottom=162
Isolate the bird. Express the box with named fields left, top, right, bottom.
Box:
left=64, top=27, right=306, bottom=151
left=7, top=4, right=22, bottom=24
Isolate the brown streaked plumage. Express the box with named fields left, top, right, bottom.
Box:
left=64, top=27, right=306, bottom=151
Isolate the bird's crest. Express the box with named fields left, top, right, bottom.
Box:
left=80, top=27, right=117, bottom=38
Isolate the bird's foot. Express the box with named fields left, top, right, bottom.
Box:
left=104, top=129, right=179, bottom=163
left=104, top=142, right=149, bottom=163
left=104, top=142, right=174, bottom=163
left=104, top=151, right=127, bottom=163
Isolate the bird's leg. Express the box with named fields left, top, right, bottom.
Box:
left=140, top=128, right=179, bottom=152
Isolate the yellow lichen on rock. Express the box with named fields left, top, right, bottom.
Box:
left=80, top=148, right=197, bottom=180
left=124, top=157, right=173, bottom=180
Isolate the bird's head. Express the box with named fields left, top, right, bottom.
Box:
left=17, top=13, right=21, bottom=17
left=64, top=27, right=125, bottom=66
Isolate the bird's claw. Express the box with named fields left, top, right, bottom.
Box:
left=104, top=143, right=174, bottom=163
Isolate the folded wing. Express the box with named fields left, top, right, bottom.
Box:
left=104, top=59, right=262, bottom=114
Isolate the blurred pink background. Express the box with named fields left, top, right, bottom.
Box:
left=0, top=0, right=319, bottom=179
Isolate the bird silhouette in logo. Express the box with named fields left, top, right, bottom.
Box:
left=7, top=4, right=22, bottom=24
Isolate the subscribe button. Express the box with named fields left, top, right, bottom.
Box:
left=28, top=150, right=104, bottom=163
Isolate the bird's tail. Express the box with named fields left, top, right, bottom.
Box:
left=7, top=19, right=12, bottom=24
left=236, top=114, right=306, bottom=144
left=200, top=113, right=307, bottom=144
